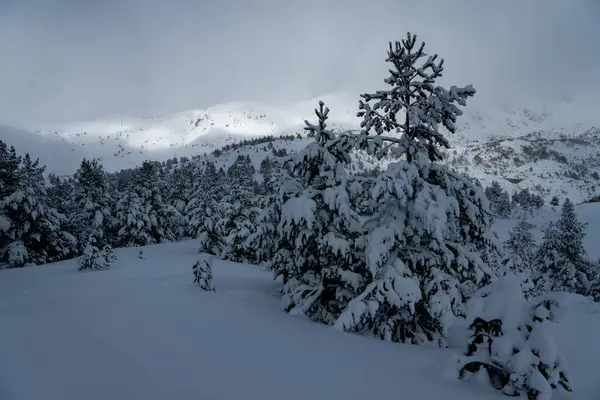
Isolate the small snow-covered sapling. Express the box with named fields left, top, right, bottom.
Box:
left=192, top=255, right=215, bottom=292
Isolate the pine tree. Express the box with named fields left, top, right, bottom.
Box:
left=550, top=196, right=560, bottom=207
left=129, top=161, right=175, bottom=244
left=0, top=141, right=22, bottom=264
left=504, top=220, right=536, bottom=265
left=1, top=154, right=75, bottom=267
left=221, top=155, right=261, bottom=262
left=502, top=220, right=536, bottom=296
left=165, top=161, right=195, bottom=238
left=115, top=186, right=153, bottom=247
left=355, top=32, right=475, bottom=164
left=242, top=157, right=284, bottom=266
left=186, top=162, right=224, bottom=238
left=335, top=33, right=492, bottom=345
left=47, top=173, right=76, bottom=233
left=274, top=101, right=366, bottom=324
left=0, top=141, right=21, bottom=199
left=259, top=156, right=275, bottom=196
left=485, top=181, right=511, bottom=218
left=72, top=158, right=116, bottom=253
left=187, top=163, right=229, bottom=257
left=512, top=188, right=544, bottom=214
left=533, top=198, right=591, bottom=295
left=192, top=255, right=215, bottom=291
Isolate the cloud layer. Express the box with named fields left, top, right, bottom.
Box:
left=1, top=0, right=598, bottom=123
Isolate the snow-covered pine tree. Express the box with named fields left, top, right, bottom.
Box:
left=550, top=196, right=560, bottom=208
left=259, top=156, right=275, bottom=196
left=504, top=220, right=536, bottom=264
left=533, top=198, right=592, bottom=295
left=512, top=188, right=544, bottom=215
left=192, top=254, right=215, bottom=291
left=0, top=141, right=21, bottom=199
left=456, top=275, right=573, bottom=400
left=273, top=101, right=366, bottom=324
left=241, top=157, right=285, bottom=267
left=1, top=154, right=76, bottom=267
left=186, top=162, right=223, bottom=236
left=78, top=236, right=116, bottom=271
left=129, top=161, right=175, bottom=244
left=355, top=32, right=475, bottom=164
left=186, top=162, right=229, bottom=256
left=335, top=33, right=493, bottom=345
left=498, top=220, right=536, bottom=296
left=165, top=161, right=195, bottom=239
left=220, top=155, right=261, bottom=262
left=72, top=158, right=116, bottom=253
left=485, top=181, right=511, bottom=218
left=115, top=186, right=153, bottom=247
left=502, top=219, right=535, bottom=276
left=0, top=141, right=22, bottom=264
left=47, top=173, right=75, bottom=217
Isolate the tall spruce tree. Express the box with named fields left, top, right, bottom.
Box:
left=504, top=220, right=536, bottom=265
left=533, top=198, right=592, bottom=295
left=335, top=33, right=493, bottom=345
left=166, top=161, right=195, bottom=238
left=273, top=101, right=366, bottom=324
left=115, top=185, right=153, bottom=247
left=485, top=181, right=511, bottom=218
left=221, top=155, right=260, bottom=262
left=72, top=158, right=116, bottom=252
left=1, top=154, right=75, bottom=267
left=242, top=157, right=284, bottom=266
left=129, top=161, right=175, bottom=243
left=188, top=162, right=229, bottom=256
left=0, top=141, right=22, bottom=265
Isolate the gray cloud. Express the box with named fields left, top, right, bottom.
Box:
left=0, top=0, right=598, bottom=124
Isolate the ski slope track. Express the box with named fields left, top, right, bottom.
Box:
left=3, top=93, right=600, bottom=202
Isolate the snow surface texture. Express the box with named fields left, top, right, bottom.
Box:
left=1, top=237, right=599, bottom=399
left=2, top=92, right=600, bottom=203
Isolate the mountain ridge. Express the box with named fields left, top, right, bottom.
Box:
left=2, top=92, right=600, bottom=203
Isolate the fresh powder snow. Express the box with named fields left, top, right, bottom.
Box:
left=0, top=236, right=598, bottom=399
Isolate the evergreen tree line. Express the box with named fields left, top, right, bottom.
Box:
left=0, top=141, right=267, bottom=269
left=484, top=180, right=546, bottom=218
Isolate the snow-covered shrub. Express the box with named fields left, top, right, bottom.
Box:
left=78, top=241, right=116, bottom=271
left=5, top=240, right=29, bottom=268
left=193, top=255, right=215, bottom=292
left=456, top=275, right=573, bottom=400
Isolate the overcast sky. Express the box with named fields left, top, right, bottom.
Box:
left=1, top=0, right=598, bottom=124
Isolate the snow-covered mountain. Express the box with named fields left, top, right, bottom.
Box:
left=3, top=92, right=600, bottom=202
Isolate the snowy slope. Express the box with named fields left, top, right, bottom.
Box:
left=0, top=241, right=490, bottom=400
left=2, top=204, right=600, bottom=400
